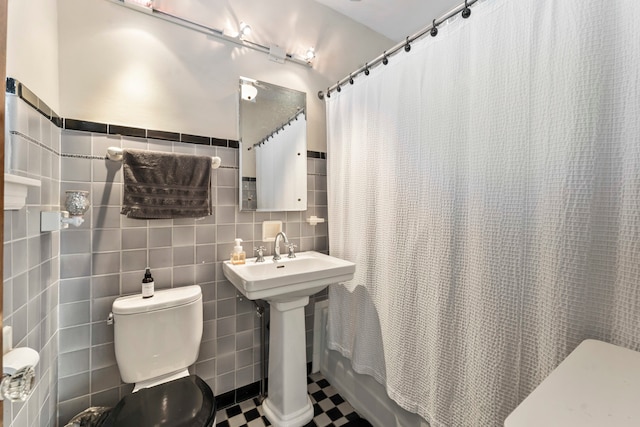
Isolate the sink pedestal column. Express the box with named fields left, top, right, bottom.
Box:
left=262, top=296, right=314, bottom=427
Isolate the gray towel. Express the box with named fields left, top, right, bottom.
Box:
left=121, top=149, right=212, bottom=219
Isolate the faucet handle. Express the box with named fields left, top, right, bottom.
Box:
left=286, top=243, right=297, bottom=258
left=254, top=246, right=266, bottom=262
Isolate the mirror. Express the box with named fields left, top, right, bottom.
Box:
left=239, top=77, right=307, bottom=211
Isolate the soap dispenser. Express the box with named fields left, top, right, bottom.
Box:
left=142, top=268, right=154, bottom=298
left=231, top=238, right=246, bottom=265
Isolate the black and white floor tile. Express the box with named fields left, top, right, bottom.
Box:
left=216, top=373, right=372, bottom=427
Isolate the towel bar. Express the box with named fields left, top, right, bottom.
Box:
left=106, top=146, right=222, bottom=169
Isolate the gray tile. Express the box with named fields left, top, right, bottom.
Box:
left=91, top=182, right=122, bottom=207
left=196, top=245, right=216, bottom=264
left=195, top=263, right=216, bottom=285
left=173, top=265, right=195, bottom=286
left=92, top=320, right=114, bottom=346
left=61, top=157, right=91, bottom=182
left=57, top=396, right=90, bottom=427
left=203, top=300, right=216, bottom=321
left=27, top=138, right=42, bottom=176
left=93, top=229, right=121, bottom=252
left=236, top=348, right=253, bottom=369
left=12, top=271, right=28, bottom=311
left=236, top=330, right=254, bottom=351
left=121, top=249, right=147, bottom=272
left=3, top=279, right=12, bottom=315
left=11, top=207, right=27, bottom=239
left=91, top=344, right=117, bottom=370
left=58, top=371, right=90, bottom=402
left=90, top=387, right=120, bottom=409
left=216, top=206, right=236, bottom=224
left=173, top=246, right=194, bottom=266
left=12, top=238, right=28, bottom=276
left=59, top=301, right=90, bottom=328
left=59, top=349, right=90, bottom=378
left=149, top=227, right=172, bottom=247
left=91, top=365, right=120, bottom=393
left=217, top=187, right=236, bottom=206
left=120, top=215, right=147, bottom=228
left=92, top=159, right=123, bottom=183
left=92, top=296, right=117, bottom=323
left=216, top=225, right=235, bottom=243
left=195, top=359, right=216, bottom=380
left=216, top=353, right=235, bottom=375
left=11, top=304, right=28, bottom=347
left=92, top=274, right=120, bottom=298
left=27, top=236, right=41, bottom=268
left=62, top=130, right=93, bottom=155
left=172, top=226, right=195, bottom=246
left=61, top=230, right=91, bottom=255
left=59, top=325, right=90, bottom=353
left=216, top=316, right=236, bottom=338
left=3, top=243, right=11, bottom=281
left=217, top=167, right=237, bottom=187
left=121, top=228, right=147, bottom=250
left=236, top=312, right=257, bottom=332
left=217, top=298, right=236, bottom=318
left=60, top=254, right=92, bottom=279
left=91, top=134, right=121, bottom=157
left=92, top=252, right=120, bottom=275
left=199, top=339, right=217, bottom=361
left=92, top=206, right=122, bottom=229
left=149, top=248, right=172, bottom=269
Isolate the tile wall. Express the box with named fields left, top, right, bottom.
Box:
left=2, top=79, right=329, bottom=426
left=3, top=91, right=61, bottom=427
left=56, top=130, right=329, bottom=425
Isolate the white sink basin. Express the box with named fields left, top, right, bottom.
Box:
left=223, top=251, right=355, bottom=301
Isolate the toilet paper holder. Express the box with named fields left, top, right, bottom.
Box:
left=1, top=327, right=39, bottom=402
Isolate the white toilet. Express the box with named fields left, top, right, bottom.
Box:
left=103, top=285, right=216, bottom=427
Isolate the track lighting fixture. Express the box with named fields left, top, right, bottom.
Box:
left=239, top=21, right=252, bottom=39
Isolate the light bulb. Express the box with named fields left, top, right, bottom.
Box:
left=239, top=22, right=252, bottom=39
left=304, top=47, right=316, bottom=62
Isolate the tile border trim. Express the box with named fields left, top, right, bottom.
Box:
left=6, top=77, right=325, bottom=158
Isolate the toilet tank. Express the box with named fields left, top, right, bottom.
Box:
left=112, top=285, right=203, bottom=384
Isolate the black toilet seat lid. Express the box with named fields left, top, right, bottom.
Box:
left=103, top=375, right=215, bottom=427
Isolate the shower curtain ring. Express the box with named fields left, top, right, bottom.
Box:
left=431, top=19, right=438, bottom=37
left=382, top=51, right=389, bottom=65
left=462, top=0, right=471, bottom=18
left=364, top=63, right=370, bottom=76
left=326, top=88, right=331, bottom=98
left=337, top=82, right=342, bottom=93
left=404, top=37, right=411, bottom=52
left=349, top=74, right=354, bottom=85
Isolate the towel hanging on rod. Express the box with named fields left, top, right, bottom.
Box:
left=106, top=146, right=222, bottom=169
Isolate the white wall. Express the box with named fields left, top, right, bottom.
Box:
left=57, top=0, right=394, bottom=152
left=7, top=0, right=60, bottom=111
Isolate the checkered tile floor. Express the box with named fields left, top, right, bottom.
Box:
left=216, top=373, right=372, bottom=427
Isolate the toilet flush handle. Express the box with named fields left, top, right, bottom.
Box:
left=107, top=312, right=114, bottom=326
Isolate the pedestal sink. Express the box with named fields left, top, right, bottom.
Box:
left=223, top=251, right=355, bottom=427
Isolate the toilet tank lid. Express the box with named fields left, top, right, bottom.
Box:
left=112, top=285, right=201, bottom=315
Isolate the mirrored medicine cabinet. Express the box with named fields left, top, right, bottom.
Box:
left=238, top=77, right=307, bottom=211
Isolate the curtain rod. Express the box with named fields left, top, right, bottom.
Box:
left=317, top=0, right=480, bottom=100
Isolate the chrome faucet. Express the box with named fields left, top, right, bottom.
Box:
left=273, top=232, right=296, bottom=261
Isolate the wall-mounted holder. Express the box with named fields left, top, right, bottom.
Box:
left=41, top=190, right=90, bottom=232
left=1, top=327, right=39, bottom=402
left=306, top=216, right=325, bottom=226
left=106, top=146, right=222, bottom=169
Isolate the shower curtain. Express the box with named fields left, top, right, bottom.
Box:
left=325, top=0, right=640, bottom=426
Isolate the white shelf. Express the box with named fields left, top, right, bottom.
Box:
left=4, top=174, right=41, bottom=210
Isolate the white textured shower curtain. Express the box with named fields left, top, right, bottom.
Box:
left=326, top=0, right=640, bottom=426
